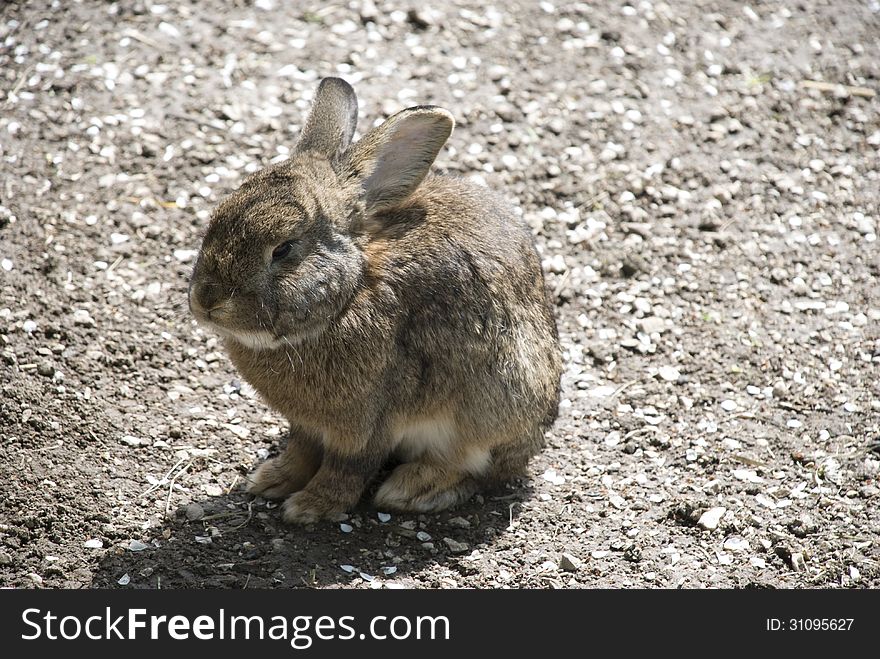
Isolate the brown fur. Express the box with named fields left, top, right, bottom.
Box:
left=189, top=78, right=562, bottom=523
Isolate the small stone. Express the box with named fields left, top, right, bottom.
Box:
left=127, top=540, right=149, bottom=552
left=73, top=309, right=96, bottom=327
left=185, top=503, right=205, bottom=521
left=657, top=366, right=680, bottom=382
left=697, top=507, right=726, bottom=530
left=203, top=484, right=223, bottom=497
left=723, top=536, right=750, bottom=552
left=0, top=550, right=12, bottom=565
left=447, top=516, right=471, bottom=529
left=604, top=431, right=621, bottom=447
left=416, top=531, right=431, bottom=542
left=732, top=468, right=764, bottom=484
left=120, top=435, right=142, bottom=446
left=377, top=512, right=391, bottom=523
left=173, top=249, right=199, bottom=263
left=382, top=566, right=398, bottom=575
left=542, top=468, right=566, bottom=485
left=37, top=362, right=55, bottom=377
left=158, top=22, right=181, bottom=38
left=545, top=253, right=567, bottom=274
left=638, top=316, right=666, bottom=334
left=340, top=565, right=356, bottom=573
left=559, top=552, right=582, bottom=572
left=117, top=574, right=131, bottom=586
left=623, top=545, right=642, bottom=562
left=720, top=399, right=737, bottom=412
left=443, top=537, right=469, bottom=554
left=84, top=539, right=104, bottom=549
left=340, top=523, right=353, bottom=533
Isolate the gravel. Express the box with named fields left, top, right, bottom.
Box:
left=0, top=0, right=878, bottom=590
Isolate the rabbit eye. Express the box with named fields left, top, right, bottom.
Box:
left=271, top=240, right=295, bottom=261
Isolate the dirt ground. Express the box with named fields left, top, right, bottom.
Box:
left=1, top=0, right=878, bottom=589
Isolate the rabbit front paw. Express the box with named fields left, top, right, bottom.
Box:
left=245, top=457, right=302, bottom=499
left=246, top=433, right=323, bottom=498
left=281, top=490, right=347, bottom=524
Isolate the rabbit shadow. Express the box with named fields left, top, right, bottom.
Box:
left=91, top=476, right=533, bottom=589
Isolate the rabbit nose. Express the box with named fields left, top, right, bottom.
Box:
left=189, top=282, right=226, bottom=320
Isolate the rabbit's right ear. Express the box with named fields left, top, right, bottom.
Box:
left=295, top=77, right=358, bottom=163
left=342, top=106, right=454, bottom=215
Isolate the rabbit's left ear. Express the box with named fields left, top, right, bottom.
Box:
left=343, top=106, right=454, bottom=214
left=295, top=77, right=359, bottom=163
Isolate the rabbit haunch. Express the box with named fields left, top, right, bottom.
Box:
left=188, top=77, right=562, bottom=522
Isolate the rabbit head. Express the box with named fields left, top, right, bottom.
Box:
left=188, top=77, right=453, bottom=351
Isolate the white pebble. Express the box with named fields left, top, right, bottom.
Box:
left=697, top=507, right=726, bottom=530
left=545, top=254, right=567, bottom=274
left=720, top=399, right=737, bottom=412
left=158, top=22, right=181, bottom=38
left=173, top=249, right=198, bottom=263
left=542, top=468, right=566, bottom=485
left=658, top=366, right=680, bottom=382
left=723, top=536, right=750, bottom=552
left=732, top=468, right=764, bottom=483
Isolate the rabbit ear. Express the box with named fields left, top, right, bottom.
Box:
left=295, top=77, right=358, bottom=162
left=343, top=106, right=454, bottom=214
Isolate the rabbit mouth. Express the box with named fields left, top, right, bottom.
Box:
left=210, top=322, right=329, bottom=352
left=194, top=320, right=284, bottom=351
left=219, top=328, right=285, bottom=351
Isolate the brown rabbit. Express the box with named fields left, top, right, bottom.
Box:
left=189, top=77, right=562, bottom=523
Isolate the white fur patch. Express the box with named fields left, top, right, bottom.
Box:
left=460, top=446, right=491, bottom=476
left=221, top=328, right=285, bottom=351
left=393, top=416, right=457, bottom=460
